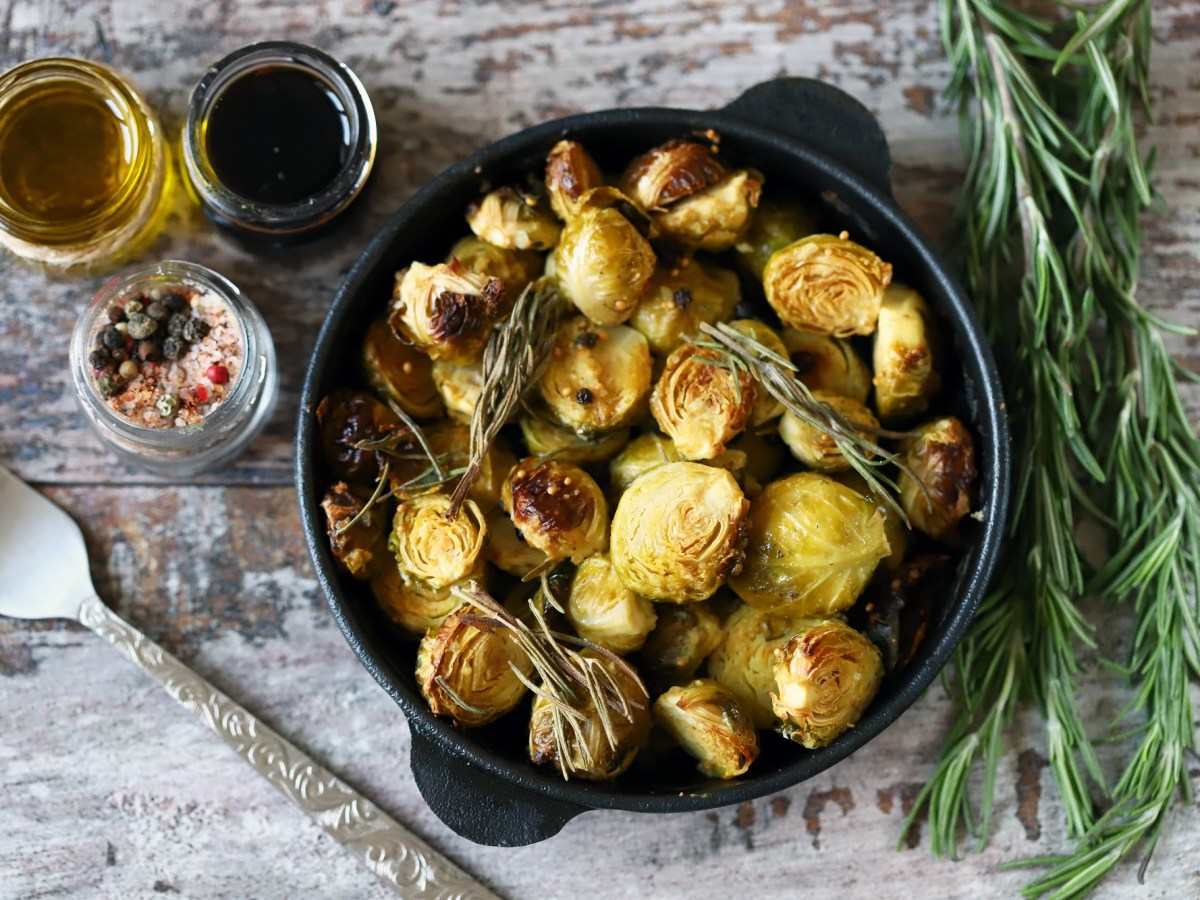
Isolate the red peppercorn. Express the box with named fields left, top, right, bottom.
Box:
left=205, top=363, right=229, bottom=384
left=195, top=384, right=209, bottom=402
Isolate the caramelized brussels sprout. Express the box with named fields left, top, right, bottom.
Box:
left=631, top=258, right=741, bottom=356
left=857, top=554, right=949, bottom=673
left=537, top=316, right=652, bottom=436
left=529, top=649, right=652, bottom=780
left=763, top=233, right=893, bottom=337
left=545, top=139, right=605, bottom=221
left=361, top=314, right=443, bottom=419
left=653, top=170, right=762, bottom=252
left=898, top=416, right=977, bottom=541
left=706, top=604, right=795, bottom=727
left=389, top=493, right=486, bottom=590
left=385, top=422, right=513, bottom=511
left=651, top=341, right=756, bottom=460
left=390, top=260, right=507, bottom=364
left=726, top=319, right=788, bottom=426
left=779, top=390, right=880, bottom=472
left=519, top=414, right=631, bottom=465
left=834, top=469, right=907, bottom=572
left=873, top=284, right=942, bottom=423
left=781, top=329, right=872, bottom=405
left=771, top=618, right=884, bottom=749
left=502, top=457, right=609, bottom=563
left=611, top=462, right=748, bottom=602
left=431, top=360, right=482, bottom=425
left=483, top=507, right=549, bottom=578
left=370, top=564, right=464, bottom=637
left=316, top=389, right=404, bottom=483
left=447, top=235, right=543, bottom=307
left=566, top=554, right=657, bottom=655
left=735, top=196, right=820, bottom=280
left=654, top=678, right=760, bottom=779
left=619, top=136, right=726, bottom=212
left=553, top=205, right=656, bottom=325
left=321, top=482, right=389, bottom=580
left=725, top=431, right=788, bottom=487
left=466, top=185, right=561, bottom=251
left=636, top=601, right=725, bottom=685
left=417, top=605, right=532, bottom=727
left=730, top=472, right=890, bottom=617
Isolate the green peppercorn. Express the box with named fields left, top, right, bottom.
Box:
left=96, top=373, right=125, bottom=398
left=136, top=340, right=160, bottom=362
left=118, top=359, right=139, bottom=379
left=88, top=348, right=111, bottom=370
left=167, top=313, right=189, bottom=338
left=164, top=292, right=189, bottom=314
left=156, top=393, right=180, bottom=418
left=182, top=318, right=210, bottom=343
left=162, top=336, right=185, bottom=360
left=144, top=300, right=168, bottom=321
left=124, top=299, right=145, bottom=317
left=126, top=313, right=158, bottom=340
left=101, top=326, right=125, bottom=350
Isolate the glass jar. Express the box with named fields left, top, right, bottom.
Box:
left=182, top=41, right=377, bottom=245
left=70, top=260, right=278, bottom=476
left=0, top=58, right=171, bottom=273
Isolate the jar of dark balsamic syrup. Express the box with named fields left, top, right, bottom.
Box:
left=182, top=42, right=377, bottom=245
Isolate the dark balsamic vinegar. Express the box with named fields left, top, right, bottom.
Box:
left=205, top=66, right=351, bottom=204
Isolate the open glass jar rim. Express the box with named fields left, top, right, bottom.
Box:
left=182, top=41, right=377, bottom=241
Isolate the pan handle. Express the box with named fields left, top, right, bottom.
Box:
left=720, top=77, right=893, bottom=197
left=409, top=729, right=587, bottom=846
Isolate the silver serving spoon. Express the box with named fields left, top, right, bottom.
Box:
left=0, top=465, right=497, bottom=900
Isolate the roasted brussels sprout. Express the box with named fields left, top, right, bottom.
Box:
left=370, top=564, right=464, bottom=637
left=726, top=319, right=788, bottom=426
left=321, top=482, right=389, bottom=580
left=316, top=389, right=404, bottom=483
left=431, top=360, right=482, bottom=424
left=651, top=341, right=756, bottom=460
left=856, top=554, right=949, bottom=673
left=654, top=169, right=762, bottom=252
left=519, top=414, right=631, bottom=466
left=466, top=185, right=561, bottom=251
left=608, top=432, right=682, bottom=497
left=873, top=284, right=942, bottom=423
left=763, top=233, right=893, bottom=337
left=611, top=462, right=748, bottom=602
left=502, top=457, right=609, bottom=563
left=361, top=314, right=443, bottom=419
left=545, top=139, right=605, bottom=221
left=781, top=329, right=872, bottom=405
left=834, top=469, right=907, bottom=572
left=725, top=431, right=788, bottom=487
left=898, top=416, right=977, bottom=541
left=389, top=493, right=487, bottom=590
left=729, top=472, right=890, bottom=617
left=654, top=678, right=760, bottom=779
left=529, top=649, right=652, bottom=780
left=631, top=259, right=741, bottom=357
left=447, top=235, right=543, bottom=307
left=771, top=618, right=884, bottom=749
left=779, top=390, right=881, bottom=472
left=706, top=604, right=795, bottom=727
left=636, top=601, right=725, bottom=685
left=620, top=136, right=726, bottom=211
left=537, top=316, right=652, bottom=436
left=735, top=196, right=820, bottom=280
left=553, top=205, right=656, bottom=325
left=385, top=422, right=513, bottom=511
left=417, top=605, right=532, bottom=727
left=483, top=507, right=549, bottom=578
left=566, top=554, right=658, bottom=655
left=390, top=260, right=507, bottom=364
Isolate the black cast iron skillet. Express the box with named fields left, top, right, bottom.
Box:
left=297, top=78, right=1011, bottom=847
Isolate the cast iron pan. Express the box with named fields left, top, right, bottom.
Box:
left=297, top=78, right=1011, bottom=846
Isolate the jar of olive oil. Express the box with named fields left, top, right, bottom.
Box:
left=0, top=58, right=171, bottom=273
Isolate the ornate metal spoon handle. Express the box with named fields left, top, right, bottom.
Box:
left=78, top=595, right=498, bottom=900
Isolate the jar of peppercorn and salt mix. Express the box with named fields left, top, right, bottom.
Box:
left=70, top=260, right=278, bottom=475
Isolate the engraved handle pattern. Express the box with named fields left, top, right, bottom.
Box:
left=78, top=596, right=498, bottom=900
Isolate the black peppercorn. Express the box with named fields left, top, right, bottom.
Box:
left=106, top=305, right=125, bottom=324
left=166, top=313, right=189, bottom=338
left=101, top=326, right=125, bottom=350
left=96, top=373, right=125, bottom=398
left=575, top=387, right=594, bottom=405
left=164, top=292, right=189, bottom=314
left=126, top=313, right=158, bottom=340
left=182, top=318, right=210, bottom=343
left=574, top=331, right=599, bottom=349
left=162, top=336, right=185, bottom=360
left=109, top=347, right=128, bottom=364
left=672, top=288, right=693, bottom=309
left=144, top=300, right=168, bottom=321
left=136, top=340, right=161, bottom=362
left=88, top=348, right=111, bottom=370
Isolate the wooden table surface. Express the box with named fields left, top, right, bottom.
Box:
left=2, top=2, right=1198, bottom=898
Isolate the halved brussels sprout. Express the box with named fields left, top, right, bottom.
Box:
left=636, top=601, right=725, bottom=685
left=651, top=341, right=756, bottom=460
left=781, top=329, right=872, bottom=405
left=529, top=649, right=652, bottom=780
left=385, top=421, right=513, bottom=511
left=898, top=416, right=977, bottom=541
left=553, top=205, right=656, bottom=325
left=873, top=283, right=942, bottom=423
left=519, top=414, right=630, bottom=465
left=779, top=390, right=880, bottom=472
left=654, top=678, right=760, bottom=779
left=315, top=389, right=404, bottom=483
left=763, top=233, right=893, bottom=337
left=502, top=457, right=609, bottom=563
left=566, top=554, right=657, bottom=655
left=706, top=603, right=795, bottom=727
left=735, top=196, right=820, bottom=280
left=370, top=564, right=464, bottom=637
left=537, top=316, right=652, bottom=436
left=483, top=507, right=549, bottom=578
left=361, top=314, right=443, bottom=419
left=619, top=136, right=726, bottom=212
left=834, top=469, right=907, bottom=572
left=447, top=235, right=543, bottom=307
left=545, top=139, right=605, bottom=221
left=321, top=482, right=389, bottom=580
left=654, top=169, right=763, bottom=251
left=389, top=260, right=507, bottom=364
left=771, top=618, right=883, bottom=749
left=729, top=472, right=889, bottom=617
left=431, top=360, right=483, bottom=425
left=610, top=462, right=748, bottom=602
left=726, top=319, right=788, bottom=426
left=630, top=258, right=741, bottom=356
left=389, top=493, right=486, bottom=590
left=466, top=185, right=561, bottom=251
left=417, top=605, right=532, bottom=727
